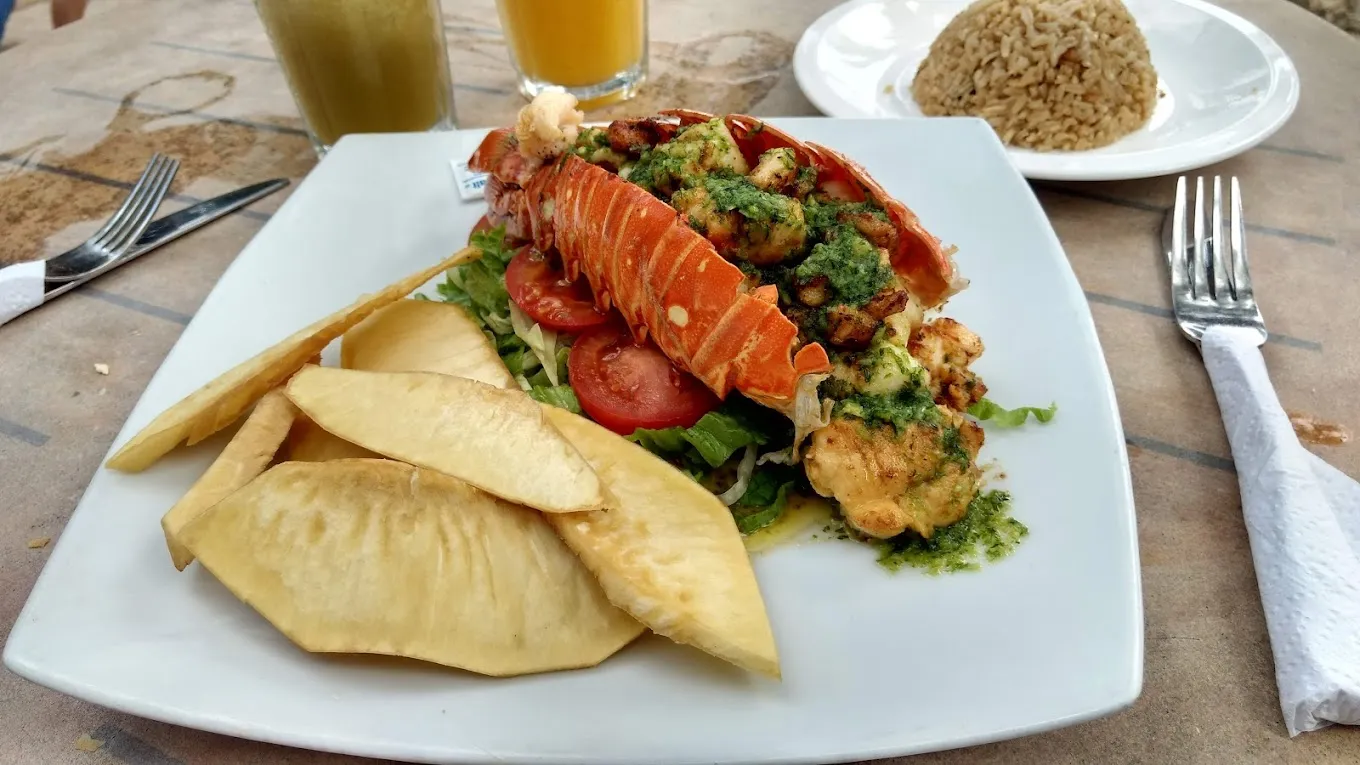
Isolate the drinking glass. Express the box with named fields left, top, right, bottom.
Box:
left=494, top=0, right=648, bottom=107
left=254, top=0, right=456, bottom=156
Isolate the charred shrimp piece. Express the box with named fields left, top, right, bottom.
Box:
left=626, top=119, right=750, bottom=197
left=908, top=318, right=987, bottom=410
left=606, top=118, right=680, bottom=155
left=824, top=305, right=879, bottom=350
left=673, top=176, right=808, bottom=266
left=568, top=127, right=629, bottom=172
left=748, top=148, right=799, bottom=193
left=804, top=412, right=984, bottom=539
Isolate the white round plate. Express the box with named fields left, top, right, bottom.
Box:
left=793, top=0, right=1301, bottom=181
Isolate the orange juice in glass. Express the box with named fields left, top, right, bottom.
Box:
left=495, top=0, right=648, bottom=106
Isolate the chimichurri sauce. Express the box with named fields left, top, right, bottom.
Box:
left=873, top=490, right=1028, bottom=574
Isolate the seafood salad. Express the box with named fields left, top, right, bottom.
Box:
left=453, top=90, right=1053, bottom=572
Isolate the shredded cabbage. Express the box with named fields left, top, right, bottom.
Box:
left=791, top=373, right=832, bottom=459
left=756, top=448, right=794, bottom=465
left=509, top=303, right=560, bottom=386
left=717, top=445, right=758, bottom=506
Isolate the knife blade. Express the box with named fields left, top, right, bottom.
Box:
left=1, top=179, right=291, bottom=328
left=126, top=178, right=290, bottom=259
left=41, top=179, right=290, bottom=302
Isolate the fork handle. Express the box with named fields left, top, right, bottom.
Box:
left=1200, top=326, right=1293, bottom=460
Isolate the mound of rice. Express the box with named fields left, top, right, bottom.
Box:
left=911, top=0, right=1158, bottom=151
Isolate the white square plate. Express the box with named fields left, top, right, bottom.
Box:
left=5, top=119, right=1142, bottom=764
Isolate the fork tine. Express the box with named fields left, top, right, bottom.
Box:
left=96, top=156, right=178, bottom=255
left=102, top=157, right=178, bottom=256
left=1229, top=176, right=1253, bottom=302
left=1191, top=176, right=1210, bottom=301
left=1209, top=176, right=1231, bottom=301
left=1170, top=176, right=1190, bottom=301
left=91, top=154, right=171, bottom=250
left=88, top=154, right=165, bottom=244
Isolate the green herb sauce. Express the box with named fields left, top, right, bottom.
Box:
left=794, top=228, right=893, bottom=307
left=874, top=490, right=1028, bottom=574
left=803, top=198, right=889, bottom=242
left=834, top=384, right=941, bottom=432
left=703, top=174, right=798, bottom=224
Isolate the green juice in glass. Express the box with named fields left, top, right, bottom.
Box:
left=255, top=0, right=454, bottom=153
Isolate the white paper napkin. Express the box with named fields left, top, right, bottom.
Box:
left=0, top=260, right=45, bottom=327
left=1201, top=325, right=1360, bottom=736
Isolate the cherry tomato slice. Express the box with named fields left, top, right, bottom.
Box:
left=569, top=323, right=720, bottom=435
left=468, top=214, right=527, bottom=247
left=505, top=249, right=611, bottom=333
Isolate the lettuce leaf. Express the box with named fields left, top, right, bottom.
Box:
left=529, top=385, right=581, bottom=414
left=967, top=398, right=1057, bottom=428
left=436, top=226, right=520, bottom=330
left=730, top=466, right=799, bottom=534
left=629, top=409, right=770, bottom=468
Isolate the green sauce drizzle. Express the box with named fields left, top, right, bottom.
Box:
left=794, top=228, right=893, bottom=307
left=875, top=490, right=1028, bottom=574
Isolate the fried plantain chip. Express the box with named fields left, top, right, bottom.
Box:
left=542, top=408, right=781, bottom=678
left=160, top=389, right=298, bottom=571
left=105, top=247, right=478, bottom=472
left=341, top=300, right=516, bottom=390
left=178, top=459, right=643, bottom=676
left=284, top=366, right=601, bottom=513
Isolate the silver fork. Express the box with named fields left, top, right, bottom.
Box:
left=1165, top=175, right=1287, bottom=472
left=44, top=153, right=180, bottom=283
left=1166, top=175, right=1267, bottom=347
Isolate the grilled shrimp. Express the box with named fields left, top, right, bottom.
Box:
left=803, top=413, right=984, bottom=539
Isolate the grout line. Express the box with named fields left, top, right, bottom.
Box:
left=1126, top=434, right=1235, bottom=473
left=0, top=154, right=274, bottom=223
left=51, top=87, right=312, bottom=138
left=88, top=723, right=186, bottom=765
left=1037, top=186, right=1339, bottom=247
left=1257, top=144, right=1345, bottom=163
left=1083, top=291, right=1323, bottom=352
left=146, top=40, right=514, bottom=95
left=75, top=287, right=194, bottom=326
left=0, top=416, right=50, bottom=447
left=149, top=40, right=275, bottom=62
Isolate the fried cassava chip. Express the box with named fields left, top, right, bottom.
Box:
left=282, top=414, right=381, bottom=463
left=335, top=302, right=781, bottom=676
left=105, top=247, right=477, bottom=472
left=543, top=408, right=781, bottom=678
left=340, top=299, right=516, bottom=390
left=178, top=459, right=642, bottom=676
left=160, top=389, right=297, bottom=571
left=284, top=366, right=601, bottom=513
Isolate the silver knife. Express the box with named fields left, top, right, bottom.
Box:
left=1, top=178, right=289, bottom=328
left=42, top=179, right=290, bottom=301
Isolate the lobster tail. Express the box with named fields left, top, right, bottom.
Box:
left=547, top=156, right=830, bottom=408
left=663, top=110, right=963, bottom=309
left=806, top=142, right=962, bottom=307
left=469, top=128, right=517, bottom=176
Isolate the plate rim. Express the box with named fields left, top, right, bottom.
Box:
left=792, top=0, right=1302, bottom=181
left=5, top=120, right=1144, bottom=765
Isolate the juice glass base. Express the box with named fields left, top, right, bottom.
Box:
left=516, top=62, right=647, bottom=110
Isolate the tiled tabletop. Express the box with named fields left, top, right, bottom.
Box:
left=1, top=0, right=1358, bottom=762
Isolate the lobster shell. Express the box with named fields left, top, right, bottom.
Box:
left=468, top=110, right=960, bottom=410
left=662, top=109, right=962, bottom=307
left=535, top=155, right=831, bottom=409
